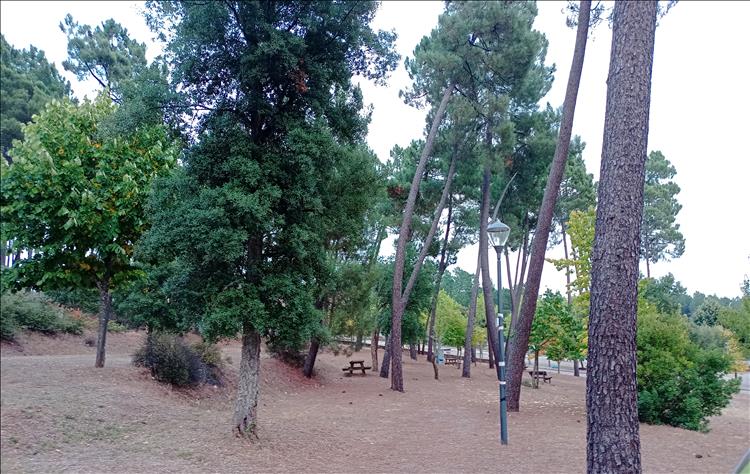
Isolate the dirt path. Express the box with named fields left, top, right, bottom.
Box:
left=1, top=335, right=748, bottom=473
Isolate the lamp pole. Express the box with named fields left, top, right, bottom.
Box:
left=487, top=218, right=510, bottom=446
left=495, top=244, right=508, bottom=445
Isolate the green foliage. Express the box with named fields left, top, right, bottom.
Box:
left=548, top=207, right=595, bottom=315
left=137, top=2, right=398, bottom=353
left=0, top=35, right=72, bottom=159
left=553, top=136, right=596, bottom=238
left=133, top=333, right=208, bottom=387
left=107, top=320, right=127, bottom=333
left=0, top=95, right=177, bottom=292
left=639, top=273, right=687, bottom=315
left=693, top=298, right=722, bottom=326
left=434, top=290, right=465, bottom=349
left=641, top=151, right=685, bottom=271
left=45, top=288, right=100, bottom=315
left=192, top=341, right=224, bottom=369
left=718, top=297, right=750, bottom=357
left=60, top=15, right=147, bottom=100
left=0, top=291, right=83, bottom=339
left=637, top=301, right=740, bottom=431
left=529, top=290, right=583, bottom=362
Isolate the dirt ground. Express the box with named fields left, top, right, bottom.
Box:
left=1, top=331, right=748, bottom=473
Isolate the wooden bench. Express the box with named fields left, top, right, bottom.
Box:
left=342, top=360, right=371, bottom=376
left=443, top=355, right=462, bottom=368
left=528, top=370, right=552, bottom=384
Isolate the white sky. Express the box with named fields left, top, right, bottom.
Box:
left=2, top=1, right=748, bottom=298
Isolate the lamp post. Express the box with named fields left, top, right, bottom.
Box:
left=487, top=218, right=510, bottom=445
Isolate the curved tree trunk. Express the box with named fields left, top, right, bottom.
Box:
left=462, top=255, right=481, bottom=377
left=507, top=1, right=592, bottom=412
left=389, top=86, right=453, bottom=392
left=234, top=325, right=261, bottom=437
left=94, top=277, right=112, bottom=368
left=562, top=222, right=580, bottom=377
left=587, top=2, right=657, bottom=472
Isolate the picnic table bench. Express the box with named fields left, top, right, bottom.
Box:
left=443, top=355, right=462, bottom=368
left=342, top=360, right=371, bottom=376
left=528, top=370, right=552, bottom=384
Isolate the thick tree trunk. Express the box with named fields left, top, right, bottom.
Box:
left=371, top=330, right=379, bottom=372
left=234, top=325, right=262, bottom=437
left=587, top=2, right=656, bottom=472
left=389, top=86, right=453, bottom=393
left=303, top=339, right=320, bottom=378
left=355, top=333, right=363, bottom=352
left=507, top=1, right=592, bottom=412
left=479, top=165, right=501, bottom=381
left=409, top=342, right=417, bottom=360
left=427, top=198, right=453, bottom=362
left=380, top=334, right=391, bottom=378
left=462, top=255, right=481, bottom=378
left=94, top=278, right=113, bottom=368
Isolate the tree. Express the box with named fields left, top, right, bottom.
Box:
left=718, top=297, right=750, bottom=357
left=140, top=1, right=397, bottom=436
left=640, top=150, right=685, bottom=277
left=0, top=35, right=72, bottom=162
left=60, top=15, right=148, bottom=101
left=639, top=273, right=687, bottom=315
left=637, top=301, right=740, bottom=431
left=586, top=2, right=658, bottom=472
left=506, top=0, right=592, bottom=412
left=693, top=298, right=722, bottom=326
left=0, top=96, right=176, bottom=367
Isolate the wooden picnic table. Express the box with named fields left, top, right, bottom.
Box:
left=443, top=355, right=462, bottom=368
left=528, top=370, right=552, bottom=384
left=342, top=360, right=371, bottom=376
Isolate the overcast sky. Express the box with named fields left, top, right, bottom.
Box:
left=2, top=1, right=748, bottom=298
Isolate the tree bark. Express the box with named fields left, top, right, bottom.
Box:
left=506, top=1, right=592, bottom=412
left=355, top=333, right=363, bottom=352
left=234, top=324, right=261, bottom=437
left=462, top=255, right=482, bottom=378
left=94, top=278, right=113, bottom=368
left=645, top=255, right=651, bottom=279
left=302, top=339, right=320, bottom=378
left=427, top=197, right=453, bottom=362
left=380, top=333, right=391, bottom=378
left=371, top=330, right=379, bottom=372
left=409, top=342, right=417, bottom=360
left=479, top=165, right=501, bottom=381
left=587, top=2, right=657, bottom=472
left=389, top=86, right=454, bottom=392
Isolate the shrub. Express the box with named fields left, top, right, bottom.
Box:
left=1, top=308, right=19, bottom=341
left=133, top=333, right=207, bottom=387
left=637, top=304, right=740, bottom=431
left=193, top=341, right=223, bottom=368
left=108, top=321, right=128, bottom=333
left=1, top=291, right=84, bottom=337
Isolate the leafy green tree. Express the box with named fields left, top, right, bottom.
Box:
left=0, top=96, right=176, bottom=367
left=60, top=15, right=147, bottom=101
left=139, top=1, right=397, bottom=437
left=718, top=297, right=750, bottom=357
left=641, top=150, right=685, bottom=277
left=637, top=300, right=740, bottom=431
left=0, top=35, right=72, bottom=161
left=434, top=290, right=465, bottom=350
left=693, top=298, right=722, bottom=326
left=639, top=273, right=687, bottom=315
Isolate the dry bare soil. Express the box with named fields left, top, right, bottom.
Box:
left=1, top=331, right=748, bottom=473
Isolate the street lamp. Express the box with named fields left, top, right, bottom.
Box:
left=487, top=218, right=510, bottom=445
